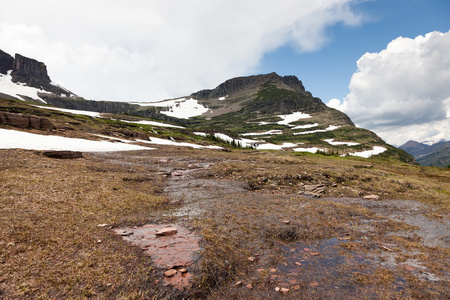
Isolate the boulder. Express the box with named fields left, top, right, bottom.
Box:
left=0, top=112, right=54, bottom=131
left=43, top=151, right=83, bottom=159
left=39, top=118, right=55, bottom=131
left=5, top=113, right=29, bottom=128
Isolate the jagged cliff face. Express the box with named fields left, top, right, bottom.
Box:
left=0, top=49, right=76, bottom=101
left=0, top=50, right=14, bottom=75
left=11, top=54, right=51, bottom=88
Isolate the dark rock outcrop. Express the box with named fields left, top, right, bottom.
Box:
left=11, top=54, right=51, bottom=87
left=0, top=49, right=76, bottom=97
left=0, top=50, right=14, bottom=75
left=122, top=130, right=149, bottom=140
left=43, top=151, right=83, bottom=159
left=0, top=112, right=54, bottom=131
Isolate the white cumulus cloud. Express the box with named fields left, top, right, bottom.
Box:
left=0, top=0, right=362, bottom=101
left=334, top=31, right=450, bottom=145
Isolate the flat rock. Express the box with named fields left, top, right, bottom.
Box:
left=304, top=184, right=326, bottom=194
left=155, top=227, right=178, bottom=236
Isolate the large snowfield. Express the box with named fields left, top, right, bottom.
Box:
left=133, top=98, right=209, bottom=119
left=0, top=128, right=153, bottom=152
left=0, top=72, right=46, bottom=103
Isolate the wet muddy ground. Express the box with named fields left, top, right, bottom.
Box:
left=93, top=149, right=449, bottom=298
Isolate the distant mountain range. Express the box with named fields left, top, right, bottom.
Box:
left=399, top=140, right=450, bottom=167
left=0, top=49, right=415, bottom=163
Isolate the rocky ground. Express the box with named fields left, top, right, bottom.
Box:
left=1, top=146, right=449, bottom=299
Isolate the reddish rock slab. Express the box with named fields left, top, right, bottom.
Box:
left=113, top=224, right=201, bottom=290
left=113, top=224, right=201, bottom=270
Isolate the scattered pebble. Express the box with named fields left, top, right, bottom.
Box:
left=309, top=281, right=320, bottom=287
left=164, top=269, right=177, bottom=277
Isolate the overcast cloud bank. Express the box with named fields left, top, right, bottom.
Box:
left=328, top=30, right=450, bottom=145
left=0, top=0, right=361, bottom=101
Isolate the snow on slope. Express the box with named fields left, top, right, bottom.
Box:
left=138, top=137, right=222, bottom=149
left=324, top=139, right=360, bottom=146
left=132, top=98, right=208, bottom=119
left=0, top=71, right=47, bottom=103
left=346, top=146, right=387, bottom=158
left=0, top=128, right=152, bottom=152
left=277, top=111, right=311, bottom=125
left=120, top=119, right=185, bottom=129
left=33, top=105, right=102, bottom=117
left=293, top=125, right=340, bottom=135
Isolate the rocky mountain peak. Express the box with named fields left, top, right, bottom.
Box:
left=191, top=72, right=305, bottom=100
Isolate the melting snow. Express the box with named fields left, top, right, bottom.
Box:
left=277, top=111, right=311, bottom=125
left=240, top=130, right=283, bottom=136
left=324, top=139, right=360, bottom=146
left=218, top=95, right=228, bottom=101
left=138, top=137, right=222, bottom=149
left=120, top=119, right=185, bottom=129
left=132, top=98, right=208, bottom=119
left=256, top=142, right=297, bottom=150
left=0, top=128, right=153, bottom=152
left=293, top=125, right=340, bottom=135
left=0, top=71, right=47, bottom=103
left=346, top=146, right=387, bottom=158
left=293, top=147, right=325, bottom=153
left=33, top=105, right=102, bottom=117
left=292, top=123, right=319, bottom=130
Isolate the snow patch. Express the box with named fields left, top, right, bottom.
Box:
left=120, top=119, right=185, bottom=129
left=131, top=98, right=208, bottom=119
left=33, top=105, right=102, bottom=117
left=256, top=142, right=297, bottom=150
left=240, top=130, right=283, bottom=136
left=291, top=123, right=319, bottom=130
left=324, top=139, right=360, bottom=146
left=293, top=125, right=340, bottom=135
left=346, top=146, right=387, bottom=158
left=277, top=111, right=311, bottom=125
left=0, top=129, right=153, bottom=152
left=218, top=95, right=228, bottom=101
left=0, top=71, right=47, bottom=103
left=138, top=137, right=222, bottom=149
left=293, top=147, right=325, bottom=153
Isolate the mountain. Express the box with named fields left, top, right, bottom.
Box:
left=399, top=140, right=450, bottom=167
left=0, top=49, right=415, bottom=163
left=0, top=50, right=77, bottom=102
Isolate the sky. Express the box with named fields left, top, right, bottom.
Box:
left=0, top=0, right=449, bottom=145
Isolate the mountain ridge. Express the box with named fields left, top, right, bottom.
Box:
left=399, top=140, right=450, bottom=167
left=0, top=49, right=415, bottom=163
